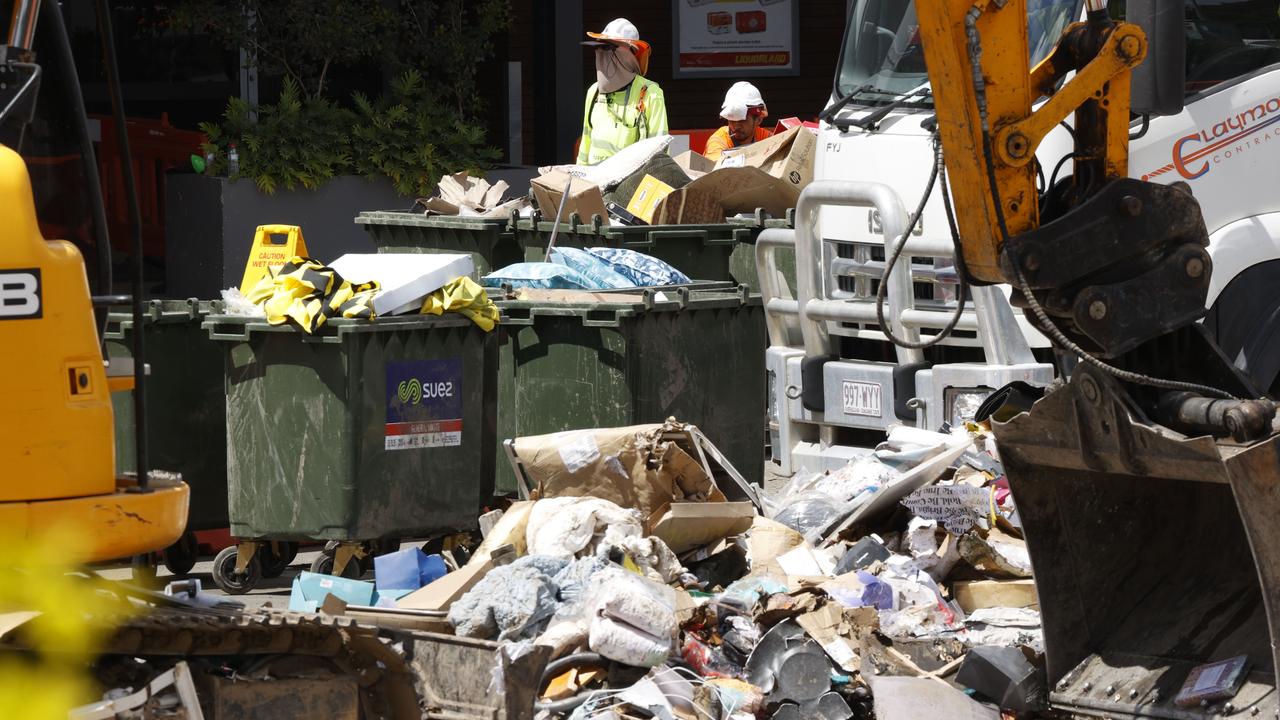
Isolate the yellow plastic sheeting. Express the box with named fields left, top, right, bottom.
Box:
left=245, top=256, right=379, bottom=333
left=419, top=277, right=500, bottom=332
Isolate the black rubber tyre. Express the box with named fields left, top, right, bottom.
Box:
left=372, top=537, right=401, bottom=557
left=211, top=545, right=262, bottom=595
left=277, top=540, right=299, bottom=566
left=161, top=531, right=199, bottom=576
left=260, top=542, right=298, bottom=579
left=309, top=552, right=362, bottom=579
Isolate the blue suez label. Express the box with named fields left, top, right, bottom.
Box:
left=385, top=358, right=463, bottom=450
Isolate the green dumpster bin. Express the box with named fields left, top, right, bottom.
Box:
left=203, top=314, right=498, bottom=593
left=105, top=299, right=227, bottom=576
left=728, top=215, right=797, bottom=295
left=513, top=215, right=749, bottom=282
left=493, top=286, right=766, bottom=496
left=354, top=211, right=524, bottom=274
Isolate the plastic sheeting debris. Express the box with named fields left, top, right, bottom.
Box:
left=448, top=555, right=568, bottom=641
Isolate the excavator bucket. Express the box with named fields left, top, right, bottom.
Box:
left=994, top=366, right=1280, bottom=718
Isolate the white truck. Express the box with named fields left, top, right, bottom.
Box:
left=761, top=0, right=1280, bottom=476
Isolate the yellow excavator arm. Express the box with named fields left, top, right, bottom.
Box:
left=916, top=0, right=1147, bottom=284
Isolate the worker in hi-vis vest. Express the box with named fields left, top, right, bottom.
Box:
left=577, top=18, right=668, bottom=165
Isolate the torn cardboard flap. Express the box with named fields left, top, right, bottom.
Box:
left=532, top=170, right=610, bottom=226
left=717, top=125, right=816, bottom=186
left=415, top=171, right=514, bottom=217
left=652, top=182, right=724, bottom=226
left=650, top=501, right=755, bottom=554
left=951, top=579, right=1038, bottom=613
left=655, top=167, right=792, bottom=221
left=796, top=603, right=864, bottom=673
left=510, top=420, right=762, bottom=528
left=653, top=127, right=815, bottom=223
left=397, top=555, right=494, bottom=612
left=513, top=424, right=671, bottom=520
left=673, top=150, right=714, bottom=178
left=747, top=516, right=806, bottom=568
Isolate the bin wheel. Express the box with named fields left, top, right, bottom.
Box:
left=161, top=531, right=200, bottom=576
left=370, top=538, right=401, bottom=556
left=131, top=554, right=158, bottom=585
left=309, top=553, right=361, bottom=579
left=260, top=542, right=298, bottom=579
left=211, top=546, right=262, bottom=595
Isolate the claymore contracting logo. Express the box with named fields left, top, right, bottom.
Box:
left=1143, top=95, right=1280, bottom=181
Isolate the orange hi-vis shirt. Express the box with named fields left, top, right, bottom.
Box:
left=704, top=125, right=773, bottom=161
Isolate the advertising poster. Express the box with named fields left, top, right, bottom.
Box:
left=674, top=0, right=799, bottom=77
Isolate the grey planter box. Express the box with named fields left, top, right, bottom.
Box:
left=164, top=174, right=406, bottom=300
left=165, top=167, right=541, bottom=300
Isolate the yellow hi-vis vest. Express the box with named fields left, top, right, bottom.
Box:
left=577, top=78, right=669, bottom=165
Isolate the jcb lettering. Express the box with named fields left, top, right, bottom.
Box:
left=0, top=269, right=41, bottom=320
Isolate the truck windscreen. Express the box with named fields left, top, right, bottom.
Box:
left=836, top=0, right=1080, bottom=103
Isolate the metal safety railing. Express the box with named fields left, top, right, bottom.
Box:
left=758, top=180, right=1035, bottom=368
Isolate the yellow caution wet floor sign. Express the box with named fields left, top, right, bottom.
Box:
left=239, top=225, right=309, bottom=293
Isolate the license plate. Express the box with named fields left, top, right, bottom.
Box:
left=842, top=381, right=882, bottom=417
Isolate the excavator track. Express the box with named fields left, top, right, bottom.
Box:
left=2, top=593, right=547, bottom=720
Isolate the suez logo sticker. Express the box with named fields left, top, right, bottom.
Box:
left=0, top=269, right=42, bottom=320
left=384, top=358, right=463, bottom=451
left=1142, top=94, right=1280, bottom=181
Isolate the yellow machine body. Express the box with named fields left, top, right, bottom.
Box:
left=0, top=144, right=187, bottom=560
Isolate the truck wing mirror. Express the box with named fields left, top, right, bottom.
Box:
left=1128, top=0, right=1186, bottom=116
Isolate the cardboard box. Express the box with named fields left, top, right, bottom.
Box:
left=650, top=501, right=756, bottom=554
left=655, top=126, right=816, bottom=223
left=651, top=183, right=725, bottom=226
left=625, top=175, right=677, bottom=224
left=531, top=171, right=611, bottom=226
left=373, top=547, right=448, bottom=593
left=512, top=423, right=716, bottom=522
left=673, top=150, right=715, bottom=177
left=509, top=421, right=763, bottom=528
left=288, top=571, right=374, bottom=613
left=951, top=579, right=1039, bottom=613
left=329, top=252, right=475, bottom=316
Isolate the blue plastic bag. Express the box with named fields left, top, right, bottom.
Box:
left=584, top=247, right=692, bottom=287
left=858, top=571, right=895, bottom=610
left=481, top=262, right=596, bottom=290
left=374, top=547, right=448, bottom=592
left=548, top=247, right=635, bottom=289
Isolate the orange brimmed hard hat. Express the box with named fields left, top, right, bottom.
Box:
left=584, top=18, right=652, bottom=75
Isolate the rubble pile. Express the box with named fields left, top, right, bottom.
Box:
left=297, top=419, right=1051, bottom=718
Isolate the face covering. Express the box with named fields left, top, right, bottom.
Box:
left=596, top=46, right=639, bottom=94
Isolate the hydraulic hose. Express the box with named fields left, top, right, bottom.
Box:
left=94, top=0, right=151, bottom=486
left=40, top=1, right=114, bottom=340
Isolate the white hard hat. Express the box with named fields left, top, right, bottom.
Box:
left=720, top=81, right=767, bottom=121
left=587, top=18, right=640, bottom=43
left=585, top=18, right=651, bottom=74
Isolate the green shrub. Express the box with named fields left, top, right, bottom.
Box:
left=351, top=71, right=502, bottom=198
left=199, top=78, right=355, bottom=194
left=178, top=0, right=510, bottom=195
